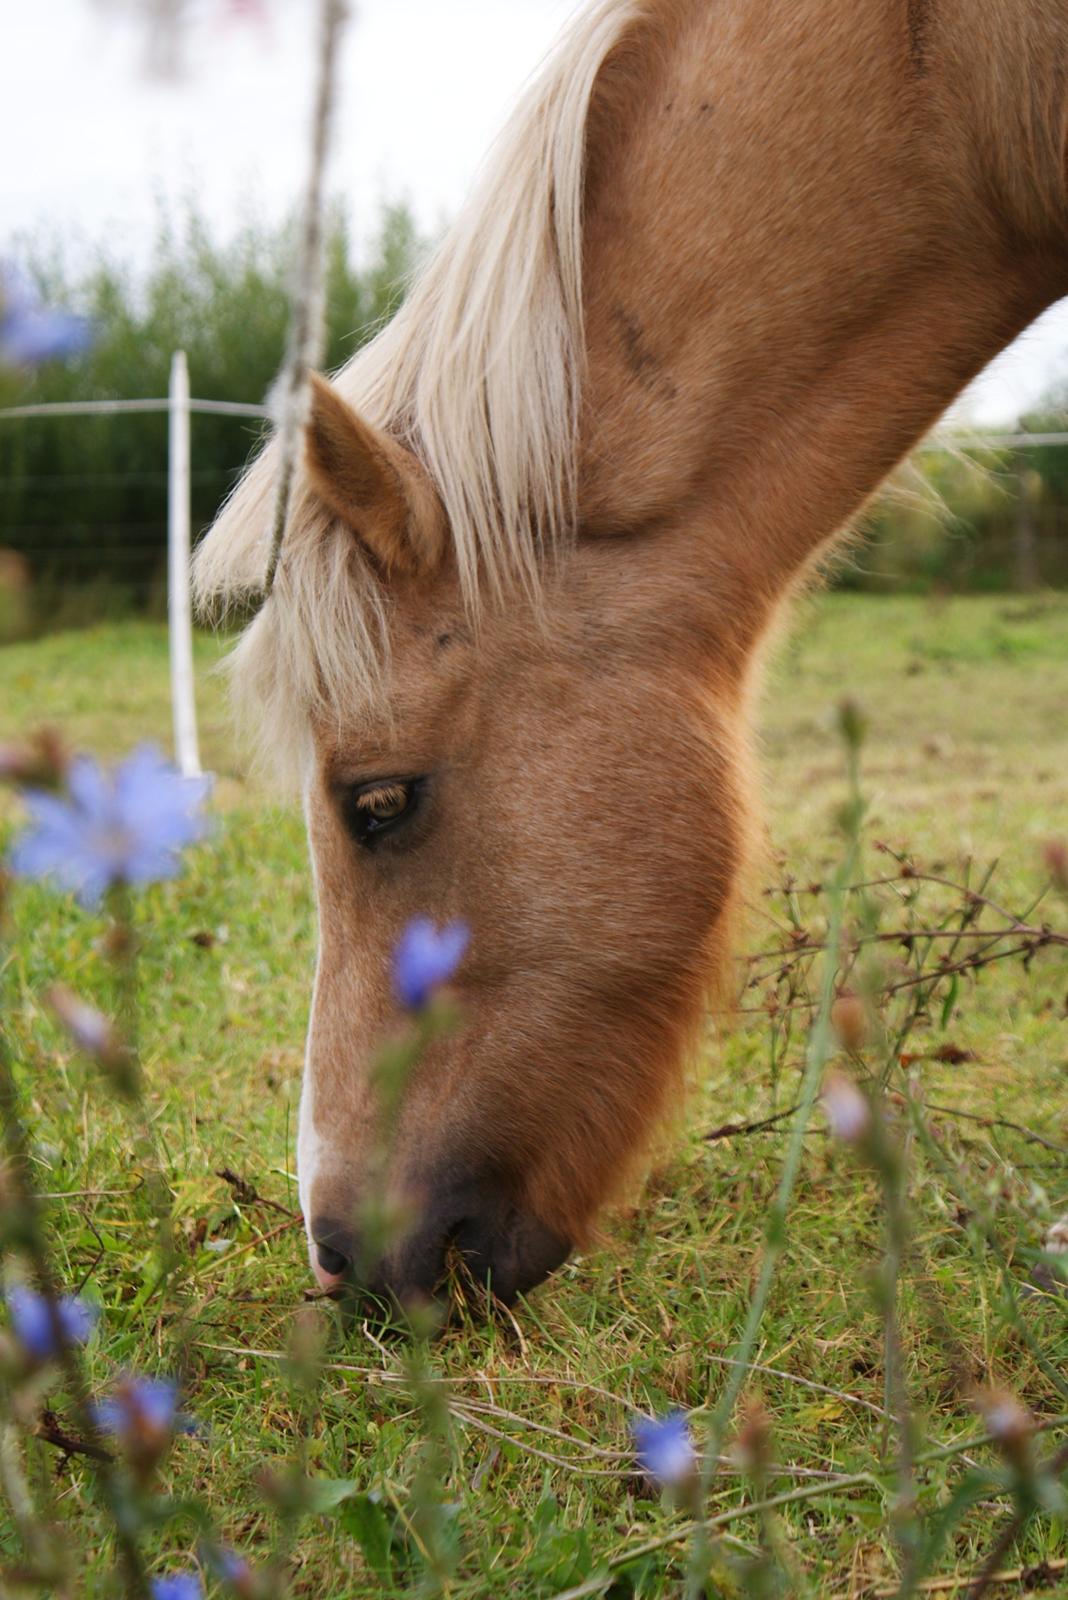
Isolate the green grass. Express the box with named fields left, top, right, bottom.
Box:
left=1, top=595, right=1067, bottom=1598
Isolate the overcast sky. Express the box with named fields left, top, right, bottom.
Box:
left=3, top=0, right=1066, bottom=424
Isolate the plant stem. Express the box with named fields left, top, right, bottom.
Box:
left=684, top=732, right=865, bottom=1596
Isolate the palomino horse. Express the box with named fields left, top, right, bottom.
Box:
left=195, top=0, right=1068, bottom=1307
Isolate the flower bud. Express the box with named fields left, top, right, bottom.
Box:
left=1043, top=839, right=1068, bottom=893
left=47, top=985, right=136, bottom=1096
left=822, top=1071, right=872, bottom=1144
left=731, top=1400, right=771, bottom=1474
left=831, top=992, right=870, bottom=1052
left=91, top=1374, right=186, bottom=1478
left=836, top=697, right=868, bottom=752
left=0, top=729, right=68, bottom=789
left=48, top=985, right=119, bottom=1061
left=976, top=1388, right=1034, bottom=1471
left=1044, top=1217, right=1068, bottom=1255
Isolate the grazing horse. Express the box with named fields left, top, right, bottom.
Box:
left=195, top=0, right=1068, bottom=1308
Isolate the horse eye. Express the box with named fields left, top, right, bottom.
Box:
left=344, top=779, right=422, bottom=847
left=358, top=784, right=409, bottom=822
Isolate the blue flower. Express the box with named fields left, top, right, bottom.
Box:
left=9, top=744, right=211, bottom=906
left=0, top=265, right=93, bottom=368
left=392, top=916, right=470, bottom=1010
left=92, top=1374, right=181, bottom=1443
left=632, top=1410, right=697, bottom=1486
left=151, top=1574, right=203, bottom=1600
left=5, top=1286, right=98, bottom=1362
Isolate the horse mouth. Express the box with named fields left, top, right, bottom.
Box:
left=311, top=1198, right=571, bottom=1321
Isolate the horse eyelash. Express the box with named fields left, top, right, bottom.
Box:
left=354, top=783, right=409, bottom=812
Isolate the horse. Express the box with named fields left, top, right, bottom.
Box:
left=194, top=0, right=1068, bottom=1309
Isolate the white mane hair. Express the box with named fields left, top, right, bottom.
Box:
left=193, top=0, right=642, bottom=772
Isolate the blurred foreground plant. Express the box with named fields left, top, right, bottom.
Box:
left=652, top=702, right=1068, bottom=1599
left=0, top=738, right=223, bottom=1596
left=1, top=725, right=479, bottom=1596
left=0, top=264, right=93, bottom=370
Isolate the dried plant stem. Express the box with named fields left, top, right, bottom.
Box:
left=700, top=1352, right=893, bottom=1422
left=737, top=940, right=1047, bottom=1017
left=706, top=1098, right=1067, bottom=1157
left=444, top=1404, right=846, bottom=1482
left=106, top=890, right=177, bottom=1294
left=261, top=0, right=350, bottom=596
left=920, top=1102, right=1067, bottom=1156
left=749, top=921, right=1066, bottom=974
left=740, top=858, right=1065, bottom=1027
left=859, top=865, right=1044, bottom=929
left=33, top=1414, right=114, bottom=1464
left=195, top=1342, right=883, bottom=1473
left=875, top=1559, right=1067, bottom=1597
left=875, top=1114, right=920, bottom=1583
left=192, top=1213, right=303, bottom=1279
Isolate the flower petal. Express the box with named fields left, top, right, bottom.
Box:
left=66, top=755, right=112, bottom=824
left=392, top=916, right=470, bottom=1010
left=114, top=745, right=211, bottom=852
left=6, top=1287, right=98, bottom=1360
left=150, top=1573, right=203, bottom=1600
left=632, top=1410, right=696, bottom=1486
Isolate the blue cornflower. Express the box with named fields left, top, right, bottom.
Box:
left=5, top=1286, right=98, bottom=1362
left=151, top=1574, right=203, bottom=1600
left=9, top=744, right=211, bottom=907
left=632, top=1409, right=697, bottom=1486
left=392, top=916, right=470, bottom=1010
left=0, top=264, right=92, bottom=368
left=92, top=1374, right=182, bottom=1446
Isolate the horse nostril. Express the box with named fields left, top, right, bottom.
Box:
left=311, top=1217, right=355, bottom=1280
left=316, top=1240, right=350, bottom=1277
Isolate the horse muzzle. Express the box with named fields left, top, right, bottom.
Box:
left=309, top=1175, right=571, bottom=1314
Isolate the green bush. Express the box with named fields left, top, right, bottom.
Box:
left=0, top=203, right=425, bottom=633
left=843, top=413, right=1068, bottom=593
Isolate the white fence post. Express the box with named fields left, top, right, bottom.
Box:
left=167, top=350, right=201, bottom=777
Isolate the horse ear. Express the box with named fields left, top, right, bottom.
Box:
left=303, top=373, right=446, bottom=574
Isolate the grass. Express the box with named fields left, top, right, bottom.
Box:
left=1, top=594, right=1066, bottom=1598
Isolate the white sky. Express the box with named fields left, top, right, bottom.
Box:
left=3, top=0, right=1066, bottom=425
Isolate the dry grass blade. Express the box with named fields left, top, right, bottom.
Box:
left=872, top=1557, right=1067, bottom=1596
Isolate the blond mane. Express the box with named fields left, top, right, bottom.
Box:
left=193, top=0, right=643, bottom=770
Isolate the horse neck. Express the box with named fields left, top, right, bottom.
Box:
left=575, top=0, right=1068, bottom=628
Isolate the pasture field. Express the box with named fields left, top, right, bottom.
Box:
left=1, top=593, right=1067, bottom=1597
